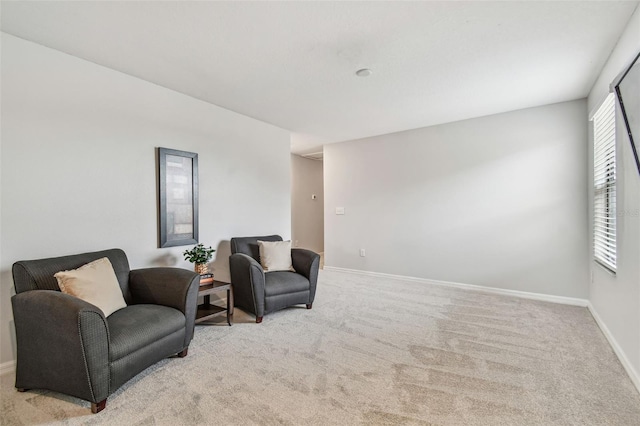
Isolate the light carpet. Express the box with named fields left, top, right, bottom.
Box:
left=2, top=269, right=640, bottom=425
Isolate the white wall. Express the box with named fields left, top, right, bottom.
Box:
left=291, top=154, right=324, bottom=253
left=587, top=6, right=640, bottom=386
left=0, top=33, right=291, bottom=366
left=325, top=100, right=589, bottom=298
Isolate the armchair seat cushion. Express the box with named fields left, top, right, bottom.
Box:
left=264, top=271, right=310, bottom=297
left=108, top=305, right=185, bottom=361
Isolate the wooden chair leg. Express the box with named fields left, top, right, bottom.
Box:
left=227, top=288, right=233, bottom=326
left=306, top=303, right=313, bottom=309
left=177, top=348, right=188, bottom=358
left=256, top=316, right=263, bottom=323
left=91, top=398, right=107, bottom=414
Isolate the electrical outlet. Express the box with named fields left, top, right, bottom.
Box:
left=360, top=249, right=366, bottom=257
left=336, top=207, right=345, bottom=215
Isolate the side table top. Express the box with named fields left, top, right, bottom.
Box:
left=198, top=280, right=231, bottom=296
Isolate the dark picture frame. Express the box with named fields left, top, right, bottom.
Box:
left=612, top=50, right=640, bottom=176
left=157, top=147, right=199, bottom=248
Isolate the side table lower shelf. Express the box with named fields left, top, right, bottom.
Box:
left=196, top=280, right=233, bottom=326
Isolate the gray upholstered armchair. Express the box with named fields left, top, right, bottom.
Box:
left=11, top=249, right=200, bottom=413
left=229, top=235, right=320, bottom=323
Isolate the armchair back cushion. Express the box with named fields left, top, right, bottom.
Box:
left=230, top=235, right=282, bottom=263
left=13, top=249, right=133, bottom=303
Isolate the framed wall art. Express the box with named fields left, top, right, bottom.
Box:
left=157, top=147, right=199, bottom=248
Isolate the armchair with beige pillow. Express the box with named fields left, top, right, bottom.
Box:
left=229, top=235, right=320, bottom=323
left=11, top=248, right=200, bottom=413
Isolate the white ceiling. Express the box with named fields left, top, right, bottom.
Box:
left=1, top=1, right=638, bottom=154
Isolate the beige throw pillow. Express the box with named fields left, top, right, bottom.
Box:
left=54, top=257, right=127, bottom=317
left=258, top=240, right=295, bottom=272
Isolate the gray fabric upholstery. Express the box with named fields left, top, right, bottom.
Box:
left=265, top=291, right=311, bottom=314
left=110, top=328, right=186, bottom=391
left=78, top=309, right=111, bottom=402
left=12, top=291, right=109, bottom=403
left=11, top=249, right=200, bottom=410
left=13, top=248, right=133, bottom=302
left=292, top=248, right=320, bottom=302
left=230, top=235, right=282, bottom=264
left=107, top=305, right=185, bottom=361
left=229, top=253, right=265, bottom=317
left=129, top=268, right=199, bottom=347
left=264, top=271, right=310, bottom=296
left=229, top=235, right=320, bottom=320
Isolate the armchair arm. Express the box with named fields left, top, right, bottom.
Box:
left=292, top=248, right=320, bottom=303
left=128, top=268, right=200, bottom=347
left=11, top=290, right=110, bottom=404
left=229, top=253, right=265, bottom=317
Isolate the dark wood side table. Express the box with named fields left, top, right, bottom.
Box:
left=196, top=280, right=233, bottom=326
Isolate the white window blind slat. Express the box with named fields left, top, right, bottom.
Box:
left=594, top=156, right=616, bottom=170
left=594, top=152, right=616, bottom=167
left=592, top=93, right=616, bottom=272
left=594, top=124, right=615, bottom=140
left=593, top=224, right=615, bottom=233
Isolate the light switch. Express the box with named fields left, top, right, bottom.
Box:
left=335, top=207, right=345, bottom=215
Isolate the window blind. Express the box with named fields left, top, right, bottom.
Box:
left=593, top=93, right=616, bottom=272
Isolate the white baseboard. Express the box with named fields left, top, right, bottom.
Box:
left=323, top=266, right=589, bottom=307
left=587, top=303, right=640, bottom=394
left=0, top=360, right=15, bottom=376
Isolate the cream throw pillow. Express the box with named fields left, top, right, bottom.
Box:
left=258, top=240, right=295, bottom=272
left=54, top=257, right=127, bottom=317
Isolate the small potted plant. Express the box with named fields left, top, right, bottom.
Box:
left=183, top=243, right=216, bottom=275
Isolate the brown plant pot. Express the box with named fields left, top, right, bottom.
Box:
left=194, top=263, right=209, bottom=275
